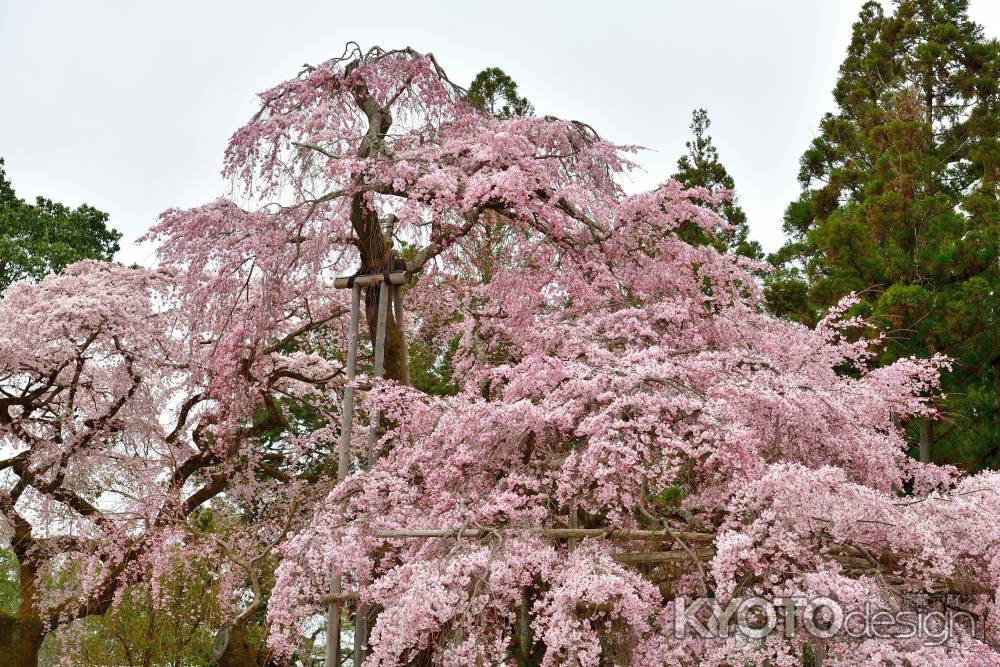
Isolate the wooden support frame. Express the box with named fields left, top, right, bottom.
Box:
left=358, top=526, right=988, bottom=595
left=333, top=271, right=407, bottom=289
left=372, top=527, right=715, bottom=543
left=325, top=268, right=409, bottom=666
left=366, top=279, right=389, bottom=465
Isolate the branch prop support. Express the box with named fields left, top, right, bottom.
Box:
left=360, top=527, right=988, bottom=596
left=333, top=270, right=408, bottom=289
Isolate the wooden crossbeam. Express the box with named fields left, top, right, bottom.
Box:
left=334, top=271, right=407, bottom=289
left=362, top=526, right=989, bottom=595
left=373, top=527, right=716, bottom=543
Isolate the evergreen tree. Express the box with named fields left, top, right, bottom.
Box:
left=465, top=67, right=534, bottom=119
left=767, top=0, right=1000, bottom=469
left=672, top=109, right=763, bottom=261
left=0, top=158, right=121, bottom=291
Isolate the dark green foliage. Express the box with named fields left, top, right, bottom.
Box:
left=0, top=158, right=121, bottom=292
left=465, top=67, right=534, bottom=119
left=671, top=109, right=763, bottom=261
left=767, top=0, right=1000, bottom=469
left=409, top=334, right=460, bottom=396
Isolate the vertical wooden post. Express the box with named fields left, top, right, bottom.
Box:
left=327, top=284, right=361, bottom=667
left=519, top=588, right=532, bottom=661
left=567, top=501, right=578, bottom=666
left=353, top=610, right=368, bottom=667
left=366, top=279, right=390, bottom=465
left=568, top=502, right=578, bottom=550
left=392, top=284, right=409, bottom=386
left=355, top=279, right=389, bottom=667
left=325, top=585, right=342, bottom=667
left=339, top=284, right=362, bottom=481
left=919, top=417, right=932, bottom=464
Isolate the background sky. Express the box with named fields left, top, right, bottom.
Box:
left=3, top=0, right=1000, bottom=266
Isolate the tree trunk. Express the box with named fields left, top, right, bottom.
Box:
left=919, top=416, right=932, bottom=464
left=213, top=624, right=276, bottom=667
left=0, top=547, right=44, bottom=667
left=348, top=63, right=411, bottom=387
left=350, top=189, right=408, bottom=385
left=350, top=192, right=403, bottom=384
left=916, top=339, right=937, bottom=464
left=0, top=612, right=44, bottom=667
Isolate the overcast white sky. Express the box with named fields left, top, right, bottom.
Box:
left=3, top=1, right=1000, bottom=266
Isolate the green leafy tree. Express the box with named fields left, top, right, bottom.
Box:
left=0, top=158, right=121, bottom=291
left=465, top=67, right=534, bottom=119
left=767, top=0, right=1000, bottom=469
left=672, top=109, right=763, bottom=261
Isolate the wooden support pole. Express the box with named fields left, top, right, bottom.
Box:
left=567, top=503, right=579, bottom=667
left=567, top=502, right=578, bottom=551
left=325, top=589, right=343, bottom=667
left=813, top=643, right=826, bottom=667
left=355, top=280, right=389, bottom=667
left=353, top=610, right=368, bottom=667
left=326, top=284, right=361, bottom=667
left=519, top=587, right=532, bottom=661
left=339, top=284, right=361, bottom=483
left=366, top=279, right=390, bottom=467
left=362, top=527, right=987, bottom=595
left=611, top=549, right=716, bottom=564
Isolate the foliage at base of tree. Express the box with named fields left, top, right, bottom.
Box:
left=40, top=555, right=222, bottom=667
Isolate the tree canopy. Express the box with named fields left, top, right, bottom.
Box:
left=0, top=159, right=120, bottom=292
left=671, top=109, right=763, bottom=262
left=767, top=0, right=1000, bottom=470
left=465, top=67, right=534, bottom=119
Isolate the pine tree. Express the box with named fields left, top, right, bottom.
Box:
left=672, top=109, right=763, bottom=261
left=465, top=67, right=534, bottom=119
left=767, top=0, right=1000, bottom=469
